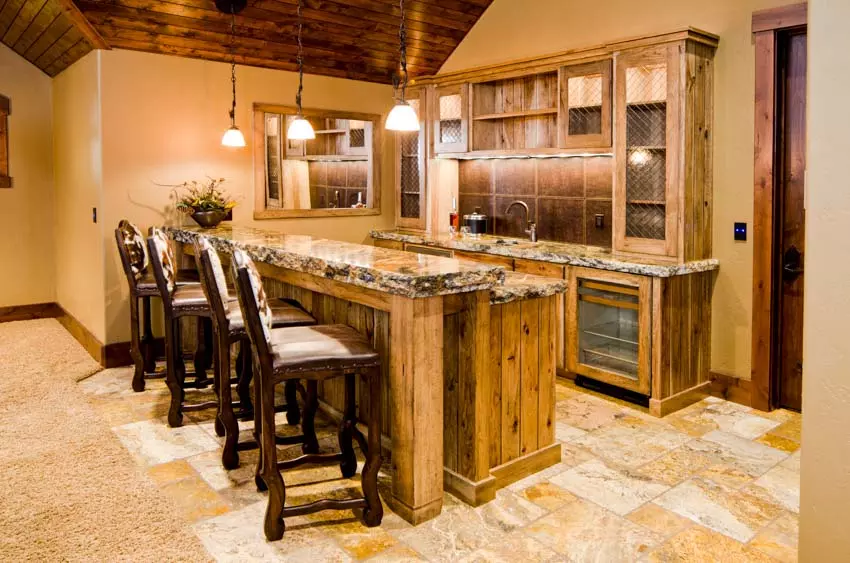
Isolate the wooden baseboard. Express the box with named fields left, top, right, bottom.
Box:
left=709, top=371, right=752, bottom=408
left=649, top=381, right=711, bottom=417
left=443, top=467, right=496, bottom=506
left=0, top=302, right=63, bottom=323
left=490, top=442, right=562, bottom=490
left=56, top=307, right=105, bottom=365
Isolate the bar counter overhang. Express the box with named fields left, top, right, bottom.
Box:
left=167, top=225, right=566, bottom=524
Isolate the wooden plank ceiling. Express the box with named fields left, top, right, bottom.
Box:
left=1, top=0, right=493, bottom=81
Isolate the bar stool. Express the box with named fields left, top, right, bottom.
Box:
left=147, top=227, right=222, bottom=427
left=231, top=248, right=384, bottom=541
left=114, top=220, right=204, bottom=392
left=193, top=236, right=317, bottom=470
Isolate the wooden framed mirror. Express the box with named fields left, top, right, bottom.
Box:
left=253, top=103, right=382, bottom=218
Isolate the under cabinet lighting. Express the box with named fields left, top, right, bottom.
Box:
left=435, top=152, right=614, bottom=161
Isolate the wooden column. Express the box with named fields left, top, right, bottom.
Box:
left=389, top=294, right=445, bottom=524
left=443, top=290, right=496, bottom=505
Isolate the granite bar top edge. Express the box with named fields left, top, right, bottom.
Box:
left=371, top=230, right=720, bottom=278
left=491, top=271, right=568, bottom=305
left=166, top=226, right=506, bottom=299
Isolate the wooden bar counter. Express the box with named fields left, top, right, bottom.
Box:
left=168, top=225, right=565, bottom=523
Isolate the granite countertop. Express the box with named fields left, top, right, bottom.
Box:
left=371, top=230, right=719, bottom=278
left=166, top=225, right=507, bottom=299
left=491, top=271, right=567, bottom=305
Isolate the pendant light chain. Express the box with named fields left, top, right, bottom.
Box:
left=295, top=0, right=305, bottom=113
left=229, top=8, right=237, bottom=126
left=397, top=0, right=408, bottom=102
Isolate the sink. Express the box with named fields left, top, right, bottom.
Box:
left=493, top=238, right=520, bottom=246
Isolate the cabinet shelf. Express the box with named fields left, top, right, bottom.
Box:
left=313, top=129, right=347, bottom=134
left=473, top=108, right=558, bottom=121
left=627, top=200, right=666, bottom=205
left=582, top=320, right=639, bottom=346
left=626, top=100, right=666, bottom=108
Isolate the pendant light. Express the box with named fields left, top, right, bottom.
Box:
left=385, top=0, right=420, bottom=131
left=287, top=0, right=315, bottom=140
left=220, top=0, right=246, bottom=147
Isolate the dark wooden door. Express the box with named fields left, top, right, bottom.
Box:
left=775, top=30, right=806, bottom=411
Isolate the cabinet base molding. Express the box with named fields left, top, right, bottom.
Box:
left=489, top=443, right=562, bottom=490
left=443, top=468, right=496, bottom=507
left=649, top=381, right=712, bottom=417
left=388, top=497, right=444, bottom=527
left=708, top=372, right=752, bottom=409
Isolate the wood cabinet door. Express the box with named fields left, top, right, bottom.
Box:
left=566, top=267, right=651, bottom=395
left=395, top=89, right=429, bottom=230
left=433, top=84, right=469, bottom=154
left=558, top=59, right=613, bottom=149
left=613, top=45, right=680, bottom=258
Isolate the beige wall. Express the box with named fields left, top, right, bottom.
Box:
left=799, top=0, right=850, bottom=558
left=442, top=0, right=792, bottom=379
left=52, top=51, right=106, bottom=342
left=98, top=49, right=395, bottom=344
left=0, top=44, right=55, bottom=307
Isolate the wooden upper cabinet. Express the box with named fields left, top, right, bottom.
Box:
left=613, top=41, right=714, bottom=261
left=433, top=84, right=469, bottom=153
left=395, top=88, right=429, bottom=230
left=558, top=59, right=612, bottom=149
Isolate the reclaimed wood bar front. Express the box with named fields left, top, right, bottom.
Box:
left=169, top=226, right=565, bottom=523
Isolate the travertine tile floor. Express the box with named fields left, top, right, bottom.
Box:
left=81, top=368, right=801, bottom=562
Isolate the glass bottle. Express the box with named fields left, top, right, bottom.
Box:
left=449, top=197, right=460, bottom=235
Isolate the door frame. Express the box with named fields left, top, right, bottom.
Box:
left=750, top=3, right=807, bottom=412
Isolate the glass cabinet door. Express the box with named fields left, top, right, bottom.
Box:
left=433, top=84, right=468, bottom=153
left=568, top=268, right=651, bottom=395
left=614, top=46, right=678, bottom=257
left=395, top=89, right=428, bottom=229
left=558, top=59, right=612, bottom=148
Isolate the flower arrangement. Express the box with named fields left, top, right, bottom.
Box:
left=170, top=177, right=237, bottom=228
left=174, top=177, right=237, bottom=214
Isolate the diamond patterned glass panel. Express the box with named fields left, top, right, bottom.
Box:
left=349, top=119, right=366, bottom=148
left=400, top=99, right=421, bottom=219
left=439, top=93, right=463, bottom=145
left=625, top=63, right=667, bottom=240
left=567, top=74, right=603, bottom=136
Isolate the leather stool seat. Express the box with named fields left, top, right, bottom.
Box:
left=268, top=324, right=380, bottom=378
left=229, top=298, right=316, bottom=338
left=136, top=269, right=201, bottom=297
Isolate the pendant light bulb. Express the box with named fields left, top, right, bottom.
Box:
left=221, top=6, right=244, bottom=148
left=287, top=0, right=315, bottom=141
left=287, top=116, right=315, bottom=140
left=386, top=101, right=420, bottom=131
left=222, top=126, right=246, bottom=147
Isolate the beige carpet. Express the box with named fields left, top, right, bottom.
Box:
left=0, top=319, right=211, bottom=562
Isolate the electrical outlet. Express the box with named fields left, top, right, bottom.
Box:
left=92, top=207, right=97, bottom=224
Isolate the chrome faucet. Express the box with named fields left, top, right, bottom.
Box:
left=505, top=200, right=538, bottom=242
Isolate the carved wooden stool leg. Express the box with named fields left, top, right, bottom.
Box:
left=338, top=374, right=357, bottom=479
left=284, top=380, right=300, bottom=425
left=141, top=296, right=157, bottom=374
left=251, top=351, right=266, bottom=491
left=219, top=338, right=240, bottom=469
left=301, top=380, right=319, bottom=455
left=193, top=319, right=210, bottom=388
left=203, top=316, right=214, bottom=369
left=213, top=337, right=228, bottom=438
left=362, top=368, right=383, bottom=527
left=236, top=340, right=253, bottom=419
left=261, top=378, right=286, bottom=541
left=165, top=317, right=184, bottom=428
left=235, top=339, right=244, bottom=379
left=130, top=296, right=145, bottom=392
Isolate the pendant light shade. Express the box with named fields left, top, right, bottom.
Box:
left=287, top=117, right=316, bottom=140
left=287, top=0, right=316, bottom=141
left=221, top=126, right=246, bottom=147
left=386, top=0, right=419, bottom=131
left=219, top=0, right=245, bottom=148
left=386, top=101, right=419, bottom=131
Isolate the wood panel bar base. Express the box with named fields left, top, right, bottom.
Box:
left=649, top=381, right=711, bottom=417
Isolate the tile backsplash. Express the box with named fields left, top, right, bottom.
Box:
left=458, top=156, right=613, bottom=247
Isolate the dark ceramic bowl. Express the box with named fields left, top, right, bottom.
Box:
left=191, top=210, right=228, bottom=228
